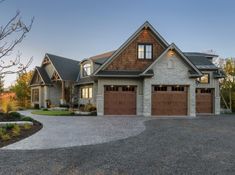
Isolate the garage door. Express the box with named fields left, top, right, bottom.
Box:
left=152, top=85, right=188, bottom=115
left=196, top=88, right=213, bottom=114
left=104, top=85, right=136, bottom=115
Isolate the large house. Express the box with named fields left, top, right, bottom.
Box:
left=30, top=21, right=224, bottom=116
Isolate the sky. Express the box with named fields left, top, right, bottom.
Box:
left=0, top=0, right=235, bottom=87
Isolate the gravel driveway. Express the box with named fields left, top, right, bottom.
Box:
left=1, top=111, right=147, bottom=150
left=1, top=116, right=235, bottom=175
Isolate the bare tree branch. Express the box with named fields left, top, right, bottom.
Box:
left=0, top=10, right=34, bottom=77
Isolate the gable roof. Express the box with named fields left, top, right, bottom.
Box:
left=93, top=21, right=169, bottom=75
left=35, top=67, right=52, bottom=84
left=45, top=53, right=80, bottom=81
left=141, top=43, right=202, bottom=77
left=184, top=52, right=218, bottom=70
left=30, top=66, right=52, bottom=86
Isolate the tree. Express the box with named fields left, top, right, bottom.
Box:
left=11, top=71, right=33, bottom=107
left=0, top=1, right=33, bottom=77
left=0, top=76, right=3, bottom=93
left=220, top=58, right=235, bottom=111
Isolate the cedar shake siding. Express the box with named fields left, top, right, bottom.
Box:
left=105, top=28, right=165, bottom=71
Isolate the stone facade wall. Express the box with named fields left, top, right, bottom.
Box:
left=143, top=51, right=197, bottom=117
left=96, top=78, right=143, bottom=116
left=105, top=28, right=164, bottom=71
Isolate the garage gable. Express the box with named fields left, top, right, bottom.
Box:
left=141, top=43, right=202, bottom=80
left=94, top=21, right=169, bottom=74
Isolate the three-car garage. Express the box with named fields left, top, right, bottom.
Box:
left=103, top=85, right=214, bottom=116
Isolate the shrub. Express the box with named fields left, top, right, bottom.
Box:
left=4, top=124, right=15, bottom=130
left=9, top=112, right=22, bottom=120
left=79, top=104, right=85, bottom=111
left=84, top=103, right=96, bottom=112
left=1, top=133, right=11, bottom=141
left=12, top=125, right=21, bottom=137
left=21, top=116, right=34, bottom=122
left=34, top=104, right=39, bottom=109
left=42, top=108, right=48, bottom=111
left=0, top=127, right=6, bottom=137
left=23, top=123, right=31, bottom=130
left=59, top=104, right=69, bottom=108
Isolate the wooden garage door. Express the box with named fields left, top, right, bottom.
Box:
left=152, top=85, right=188, bottom=115
left=104, top=86, right=136, bottom=115
left=196, top=88, right=213, bottom=114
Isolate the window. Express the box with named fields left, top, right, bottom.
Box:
left=172, top=86, right=185, bottom=91
left=138, top=44, right=152, bottom=59
left=83, top=63, right=91, bottom=77
left=154, top=86, right=167, bottom=91
left=198, top=74, right=209, bottom=84
left=105, top=86, right=119, bottom=91
left=81, top=87, right=92, bottom=99
left=122, top=86, right=136, bottom=91
left=201, top=89, right=212, bottom=93
left=32, top=89, right=39, bottom=102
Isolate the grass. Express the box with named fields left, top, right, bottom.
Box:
left=31, top=110, right=74, bottom=116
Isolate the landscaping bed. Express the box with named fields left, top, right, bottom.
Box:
left=32, top=109, right=97, bottom=116
left=31, top=110, right=74, bottom=116
left=0, top=112, right=42, bottom=148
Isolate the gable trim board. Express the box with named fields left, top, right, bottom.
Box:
left=93, top=21, right=169, bottom=75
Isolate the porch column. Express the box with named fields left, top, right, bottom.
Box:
left=61, top=81, right=65, bottom=105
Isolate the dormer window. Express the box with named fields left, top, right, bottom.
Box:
left=83, top=63, right=91, bottom=77
left=138, top=44, right=153, bottom=59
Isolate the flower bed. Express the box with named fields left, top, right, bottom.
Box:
left=0, top=112, right=42, bottom=148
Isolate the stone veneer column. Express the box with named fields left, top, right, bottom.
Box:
left=143, top=78, right=151, bottom=117
left=188, top=84, right=196, bottom=117
left=97, top=79, right=104, bottom=116
left=214, top=81, right=220, bottom=115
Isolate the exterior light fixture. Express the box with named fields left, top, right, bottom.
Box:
left=169, top=48, right=174, bottom=56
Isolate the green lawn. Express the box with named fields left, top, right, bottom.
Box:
left=31, top=110, right=74, bottom=116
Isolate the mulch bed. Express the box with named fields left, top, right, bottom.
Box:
left=0, top=114, right=42, bottom=148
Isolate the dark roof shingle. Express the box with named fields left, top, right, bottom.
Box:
left=46, top=53, right=80, bottom=81
left=184, top=52, right=218, bottom=70
left=36, top=67, right=52, bottom=85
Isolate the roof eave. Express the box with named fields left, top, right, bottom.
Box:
left=94, top=75, right=140, bottom=78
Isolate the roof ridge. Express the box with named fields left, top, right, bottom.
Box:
left=89, top=50, right=116, bottom=60
left=46, top=53, right=80, bottom=63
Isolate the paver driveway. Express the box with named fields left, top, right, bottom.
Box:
left=1, top=116, right=235, bottom=175
left=2, top=111, right=147, bottom=150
